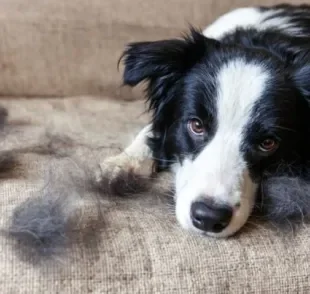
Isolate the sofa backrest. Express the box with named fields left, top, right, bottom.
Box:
left=0, top=0, right=305, bottom=99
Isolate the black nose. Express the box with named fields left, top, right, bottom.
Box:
left=190, top=200, right=233, bottom=233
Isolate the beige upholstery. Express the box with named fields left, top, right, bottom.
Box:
left=0, top=0, right=305, bottom=98
left=0, top=1, right=309, bottom=293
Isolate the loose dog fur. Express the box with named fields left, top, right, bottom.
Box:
left=1, top=143, right=114, bottom=265
left=0, top=111, right=107, bottom=264
left=97, top=4, right=310, bottom=238
left=4, top=160, right=106, bottom=265
left=0, top=107, right=153, bottom=263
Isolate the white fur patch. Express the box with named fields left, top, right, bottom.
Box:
left=203, top=7, right=263, bottom=39
left=203, top=7, right=300, bottom=40
left=174, top=59, right=269, bottom=237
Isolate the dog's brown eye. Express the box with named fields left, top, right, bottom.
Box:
left=259, top=138, right=279, bottom=152
left=188, top=118, right=204, bottom=135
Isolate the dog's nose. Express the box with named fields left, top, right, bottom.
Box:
left=190, top=200, right=233, bottom=233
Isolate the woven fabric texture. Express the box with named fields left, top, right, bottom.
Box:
left=0, top=97, right=310, bottom=293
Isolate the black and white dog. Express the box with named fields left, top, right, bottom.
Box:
left=99, top=4, right=310, bottom=238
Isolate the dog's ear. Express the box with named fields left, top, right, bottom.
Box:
left=121, top=28, right=219, bottom=87
left=120, top=29, right=219, bottom=171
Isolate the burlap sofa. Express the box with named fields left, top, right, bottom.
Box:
left=0, top=0, right=309, bottom=293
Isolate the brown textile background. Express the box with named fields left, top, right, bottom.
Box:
left=0, top=97, right=310, bottom=293
left=0, top=0, right=305, bottom=98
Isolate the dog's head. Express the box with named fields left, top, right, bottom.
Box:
left=121, top=29, right=310, bottom=237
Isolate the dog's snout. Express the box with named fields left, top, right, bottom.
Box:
left=190, top=199, right=233, bottom=233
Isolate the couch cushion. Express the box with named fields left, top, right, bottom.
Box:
left=0, top=0, right=306, bottom=98
left=0, top=96, right=310, bottom=293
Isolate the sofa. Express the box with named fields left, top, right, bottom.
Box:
left=0, top=0, right=309, bottom=293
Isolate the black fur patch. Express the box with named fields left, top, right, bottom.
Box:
left=95, top=170, right=153, bottom=197
left=258, top=174, right=310, bottom=228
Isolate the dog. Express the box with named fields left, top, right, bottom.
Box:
left=97, top=4, right=310, bottom=238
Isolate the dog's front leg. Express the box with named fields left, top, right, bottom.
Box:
left=96, top=124, right=155, bottom=195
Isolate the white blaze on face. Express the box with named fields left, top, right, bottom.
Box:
left=174, top=59, right=269, bottom=237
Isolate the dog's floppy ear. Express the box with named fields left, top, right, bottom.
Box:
left=120, top=29, right=219, bottom=171
left=121, top=28, right=218, bottom=87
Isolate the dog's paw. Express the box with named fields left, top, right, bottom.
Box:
left=95, top=154, right=153, bottom=196
left=96, top=153, right=139, bottom=181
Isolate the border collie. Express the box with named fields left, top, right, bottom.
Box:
left=98, top=4, right=310, bottom=238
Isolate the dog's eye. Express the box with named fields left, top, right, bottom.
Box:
left=188, top=118, right=205, bottom=135
left=258, top=138, right=279, bottom=152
